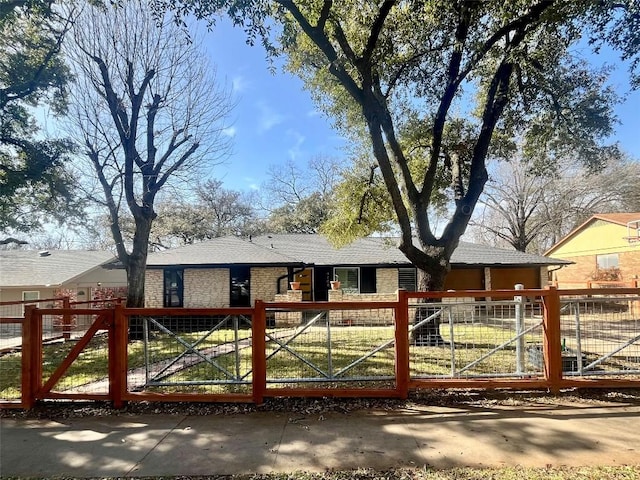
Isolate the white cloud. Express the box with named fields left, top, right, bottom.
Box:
left=232, top=75, right=249, bottom=94
left=243, top=177, right=260, bottom=190
left=257, top=101, right=285, bottom=133
left=222, top=126, right=237, bottom=137
left=286, top=129, right=306, bottom=160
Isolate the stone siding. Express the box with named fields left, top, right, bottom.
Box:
left=273, top=289, right=303, bottom=326
left=184, top=269, right=229, bottom=308
left=145, top=270, right=163, bottom=308
left=376, top=268, right=398, bottom=293
left=251, top=267, right=288, bottom=305
left=144, top=268, right=230, bottom=308
left=327, top=290, right=397, bottom=325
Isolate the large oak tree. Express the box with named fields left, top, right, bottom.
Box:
left=164, top=0, right=637, bottom=294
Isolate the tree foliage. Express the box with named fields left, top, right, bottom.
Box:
left=471, top=153, right=640, bottom=253
left=150, top=180, right=263, bottom=248
left=65, top=0, right=233, bottom=310
left=0, top=0, right=79, bottom=240
left=263, top=155, right=340, bottom=233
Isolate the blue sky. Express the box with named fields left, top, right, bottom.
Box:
left=203, top=20, right=640, bottom=193
left=203, top=20, right=348, bottom=192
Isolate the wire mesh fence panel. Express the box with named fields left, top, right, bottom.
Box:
left=410, top=300, right=545, bottom=379
left=0, top=304, right=24, bottom=356
left=0, top=309, right=23, bottom=402
left=560, top=295, right=640, bottom=376
left=0, top=336, right=21, bottom=402
left=45, top=330, right=111, bottom=395
left=0, top=301, right=71, bottom=347
left=126, top=313, right=254, bottom=395
left=265, top=306, right=397, bottom=389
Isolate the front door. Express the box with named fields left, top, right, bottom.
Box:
left=291, top=268, right=314, bottom=301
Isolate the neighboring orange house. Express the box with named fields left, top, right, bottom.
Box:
left=545, top=213, right=640, bottom=288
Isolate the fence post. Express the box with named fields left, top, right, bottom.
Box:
left=395, top=289, right=410, bottom=399
left=542, top=286, right=563, bottom=392
left=252, top=301, right=266, bottom=404
left=22, top=305, right=43, bottom=407
left=110, top=304, right=127, bottom=408
left=514, top=284, right=525, bottom=375
left=21, top=305, right=35, bottom=410
left=62, top=296, right=72, bottom=340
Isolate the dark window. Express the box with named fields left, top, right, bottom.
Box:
left=398, top=268, right=417, bottom=291
left=230, top=266, right=251, bottom=307
left=360, top=267, right=377, bottom=293
left=163, top=269, right=184, bottom=307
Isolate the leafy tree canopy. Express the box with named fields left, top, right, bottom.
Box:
left=0, top=0, right=79, bottom=239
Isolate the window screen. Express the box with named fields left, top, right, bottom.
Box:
left=398, top=268, right=417, bottom=291
left=334, top=267, right=359, bottom=293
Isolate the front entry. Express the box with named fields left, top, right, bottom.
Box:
left=293, top=268, right=313, bottom=301
left=313, top=266, right=332, bottom=301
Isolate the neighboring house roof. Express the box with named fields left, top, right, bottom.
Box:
left=0, top=250, right=118, bottom=288
left=545, top=212, right=640, bottom=255
left=591, top=213, right=640, bottom=227
left=147, top=233, right=569, bottom=268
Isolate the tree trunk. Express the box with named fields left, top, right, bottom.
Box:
left=412, top=256, right=450, bottom=347
left=126, top=215, right=153, bottom=340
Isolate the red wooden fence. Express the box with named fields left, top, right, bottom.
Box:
left=5, top=287, right=640, bottom=410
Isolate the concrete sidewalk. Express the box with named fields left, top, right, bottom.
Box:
left=1, top=402, right=640, bottom=478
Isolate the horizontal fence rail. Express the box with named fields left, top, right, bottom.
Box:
left=1, top=287, right=639, bottom=409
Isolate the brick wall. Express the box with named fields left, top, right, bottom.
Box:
left=553, top=251, right=640, bottom=286
left=621, top=251, right=640, bottom=283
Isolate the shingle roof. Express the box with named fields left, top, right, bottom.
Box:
left=450, top=241, right=568, bottom=266
left=0, top=250, right=117, bottom=287
left=145, top=236, right=303, bottom=267
left=146, top=234, right=568, bottom=268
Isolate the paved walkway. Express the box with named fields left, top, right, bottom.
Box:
left=2, top=401, right=640, bottom=477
